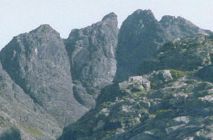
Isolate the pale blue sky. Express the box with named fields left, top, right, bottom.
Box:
left=0, top=0, right=212, bottom=49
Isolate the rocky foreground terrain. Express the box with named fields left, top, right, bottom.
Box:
left=0, top=9, right=213, bottom=140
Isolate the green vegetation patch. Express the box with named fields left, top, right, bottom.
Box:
left=170, top=69, right=186, bottom=79
left=22, top=126, right=43, bottom=137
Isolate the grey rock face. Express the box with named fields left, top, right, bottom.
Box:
left=116, top=9, right=210, bottom=81
left=0, top=24, right=87, bottom=126
left=197, top=65, right=213, bottom=82
left=0, top=127, right=21, bottom=140
left=155, top=35, right=213, bottom=71
left=116, top=9, right=168, bottom=81
left=0, top=63, right=61, bottom=140
left=160, top=15, right=208, bottom=40
left=65, top=13, right=118, bottom=108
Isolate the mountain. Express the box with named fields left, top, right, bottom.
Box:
left=0, top=9, right=213, bottom=140
left=115, top=10, right=168, bottom=81
left=0, top=13, right=118, bottom=139
left=0, top=24, right=88, bottom=127
left=58, top=36, right=213, bottom=140
left=59, top=10, right=213, bottom=140
left=115, top=9, right=210, bottom=81
left=65, top=13, right=118, bottom=108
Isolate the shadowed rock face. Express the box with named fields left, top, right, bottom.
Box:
left=115, top=10, right=168, bottom=81
left=65, top=13, right=118, bottom=108
left=0, top=128, right=21, bottom=140
left=0, top=24, right=87, bottom=126
left=115, top=9, right=210, bottom=81
left=0, top=62, right=61, bottom=140
left=197, top=65, right=213, bottom=82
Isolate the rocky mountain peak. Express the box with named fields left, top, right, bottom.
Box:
left=102, top=12, right=117, bottom=21
left=160, top=15, right=208, bottom=40
left=160, top=15, right=177, bottom=24
left=132, top=9, right=157, bottom=23
left=134, top=9, right=153, bottom=15
left=101, top=12, right=118, bottom=30
left=160, top=15, right=194, bottom=27
left=0, top=25, right=87, bottom=127
left=115, top=9, right=167, bottom=81
left=65, top=13, right=118, bottom=108
left=33, top=24, right=54, bottom=31
left=30, top=24, right=60, bottom=37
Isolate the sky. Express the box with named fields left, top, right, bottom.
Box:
left=0, top=0, right=213, bottom=49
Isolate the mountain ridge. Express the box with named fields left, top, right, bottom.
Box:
left=0, top=9, right=212, bottom=140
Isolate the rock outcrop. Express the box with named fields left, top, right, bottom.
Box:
left=0, top=25, right=87, bottom=126
left=59, top=69, right=213, bottom=140
left=160, top=15, right=208, bottom=40
left=152, top=35, right=213, bottom=71
left=0, top=63, right=61, bottom=140
left=116, top=10, right=168, bottom=81
left=65, top=13, right=118, bottom=108
left=116, top=9, right=210, bottom=81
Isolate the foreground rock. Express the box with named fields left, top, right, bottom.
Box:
left=59, top=69, right=213, bottom=140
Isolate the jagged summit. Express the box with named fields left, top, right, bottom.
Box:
left=115, top=9, right=167, bottom=81
left=0, top=22, right=87, bottom=127
left=65, top=11, right=118, bottom=109
left=160, top=15, right=195, bottom=26
left=102, top=12, right=117, bottom=21
left=101, top=12, right=118, bottom=29
left=160, top=15, right=177, bottom=23
left=160, top=14, right=207, bottom=40
left=33, top=24, right=54, bottom=31
left=29, top=24, right=60, bottom=38
left=68, top=12, right=118, bottom=40
left=101, top=12, right=118, bottom=28
left=128, top=9, right=157, bottom=24
left=134, top=9, right=154, bottom=16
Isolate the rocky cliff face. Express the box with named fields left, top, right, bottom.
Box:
left=0, top=9, right=213, bottom=140
left=115, top=9, right=210, bottom=81
left=65, top=13, right=118, bottom=108
left=0, top=63, right=61, bottom=140
left=0, top=25, right=87, bottom=126
left=116, top=10, right=168, bottom=81
left=160, top=15, right=208, bottom=40
left=59, top=10, right=213, bottom=140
